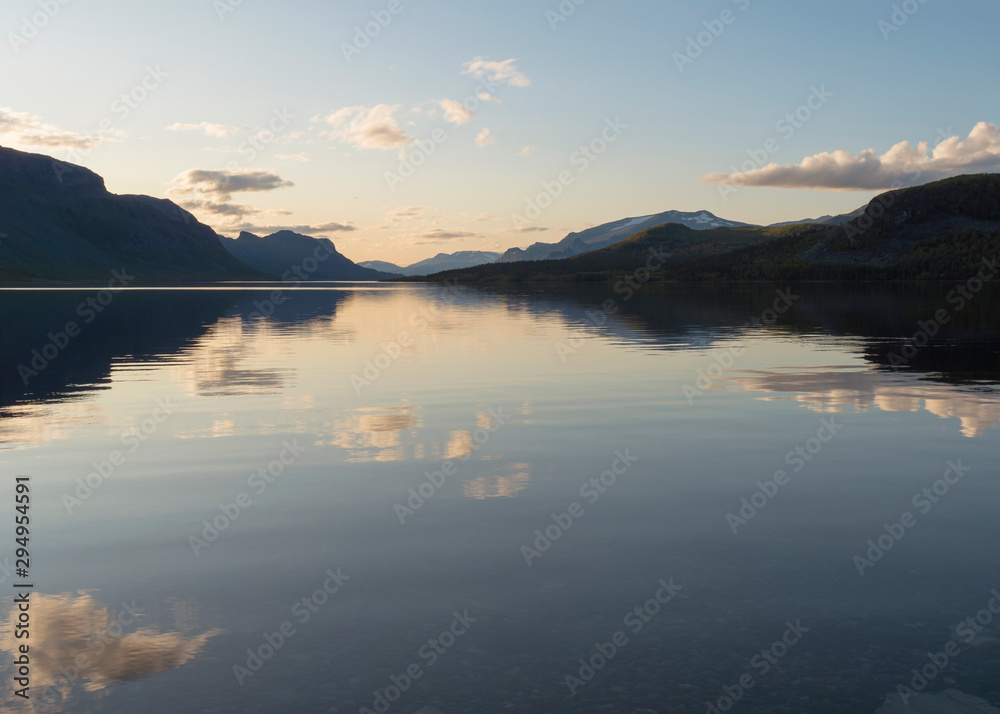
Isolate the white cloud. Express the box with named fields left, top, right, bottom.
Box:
left=168, top=169, right=295, bottom=230
left=702, top=122, right=1000, bottom=191
left=0, top=107, right=118, bottom=152
left=174, top=199, right=262, bottom=220
left=398, top=228, right=481, bottom=245
left=235, top=222, right=356, bottom=237
left=462, top=57, right=531, bottom=88
left=276, top=153, right=310, bottom=162
left=166, top=122, right=238, bottom=138
left=168, top=168, right=294, bottom=201
left=439, top=99, right=473, bottom=125
left=505, top=226, right=548, bottom=233
left=475, top=128, right=496, bottom=148
left=518, top=145, right=534, bottom=157
left=387, top=206, right=428, bottom=221
left=323, top=104, right=414, bottom=150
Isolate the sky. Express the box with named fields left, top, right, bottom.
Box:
left=2, top=0, right=999, bottom=265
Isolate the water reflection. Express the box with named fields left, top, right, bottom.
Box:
left=0, top=283, right=997, bottom=712
left=173, top=317, right=293, bottom=397
left=331, top=406, right=422, bottom=463
left=1, top=284, right=998, bottom=451
left=0, top=592, right=218, bottom=710
left=463, top=463, right=532, bottom=499
left=722, top=367, right=1000, bottom=437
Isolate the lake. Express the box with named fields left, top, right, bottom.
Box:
left=1, top=282, right=998, bottom=714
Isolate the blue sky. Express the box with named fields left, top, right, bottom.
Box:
left=3, top=0, right=999, bottom=263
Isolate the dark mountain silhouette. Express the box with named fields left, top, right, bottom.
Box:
left=0, top=145, right=263, bottom=283
left=222, top=231, right=400, bottom=281
left=767, top=207, right=866, bottom=227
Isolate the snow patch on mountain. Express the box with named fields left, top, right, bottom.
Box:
left=619, top=215, right=656, bottom=229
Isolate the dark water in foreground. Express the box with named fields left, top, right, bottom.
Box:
left=0, top=282, right=998, bottom=714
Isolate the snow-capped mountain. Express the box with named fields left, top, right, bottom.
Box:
left=497, top=210, right=754, bottom=263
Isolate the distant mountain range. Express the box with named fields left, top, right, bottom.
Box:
left=408, top=175, right=1000, bottom=283
left=3, top=146, right=998, bottom=286
left=497, top=210, right=753, bottom=263
left=767, top=208, right=865, bottom=228
left=360, top=251, right=501, bottom=276
left=224, top=231, right=399, bottom=281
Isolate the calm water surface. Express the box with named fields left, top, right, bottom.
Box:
left=0, top=283, right=998, bottom=714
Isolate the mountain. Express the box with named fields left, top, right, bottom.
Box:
left=404, top=250, right=502, bottom=275
left=0, top=145, right=264, bottom=283
left=409, top=175, right=1000, bottom=283
left=222, top=231, right=400, bottom=281
left=413, top=222, right=787, bottom=283
left=359, top=260, right=407, bottom=274
left=360, top=250, right=502, bottom=276
left=497, top=210, right=754, bottom=263
left=768, top=207, right=866, bottom=228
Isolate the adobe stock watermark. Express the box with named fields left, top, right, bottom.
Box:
left=563, top=577, right=682, bottom=695
left=350, top=332, right=414, bottom=394
left=209, top=107, right=296, bottom=178
left=361, top=610, right=477, bottom=714
left=717, top=85, right=833, bottom=202
left=405, top=277, right=467, bottom=330
left=705, top=620, right=809, bottom=713
left=394, top=407, right=511, bottom=524
left=852, top=459, right=972, bottom=576
left=54, top=66, right=169, bottom=181
left=385, top=79, right=504, bottom=191
left=214, top=0, right=245, bottom=21
left=673, top=0, right=751, bottom=73
left=878, top=0, right=930, bottom=40
left=888, top=588, right=1000, bottom=706
left=547, top=0, right=588, bottom=30
left=726, top=417, right=844, bottom=535
left=683, top=287, right=800, bottom=403
left=0, top=558, right=14, bottom=588
left=385, top=132, right=446, bottom=192
left=520, top=448, right=639, bottom=566
left=885, top=257, right=997, bottom=370
left=157, top=107, right=294, bottom=195
left=17, top=269, right=135, bottom=385
left=188, top=439, right=307, bottom=556
left=245, top=239, right=337, bottom=320
left=555, top=247, right=672, bottom=363
left=233, top=567, right=350, bottom=685
left=350, top=278, right=467, bottom=394
left=232, top=107, right=295, bottom=165
left=341, top=0, right=407, bottom=63
left=61, top=398, right=174, bottom=514
left=7, top=0, right=72, bottom=54
left=510, top=117, right=627, bottom=230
